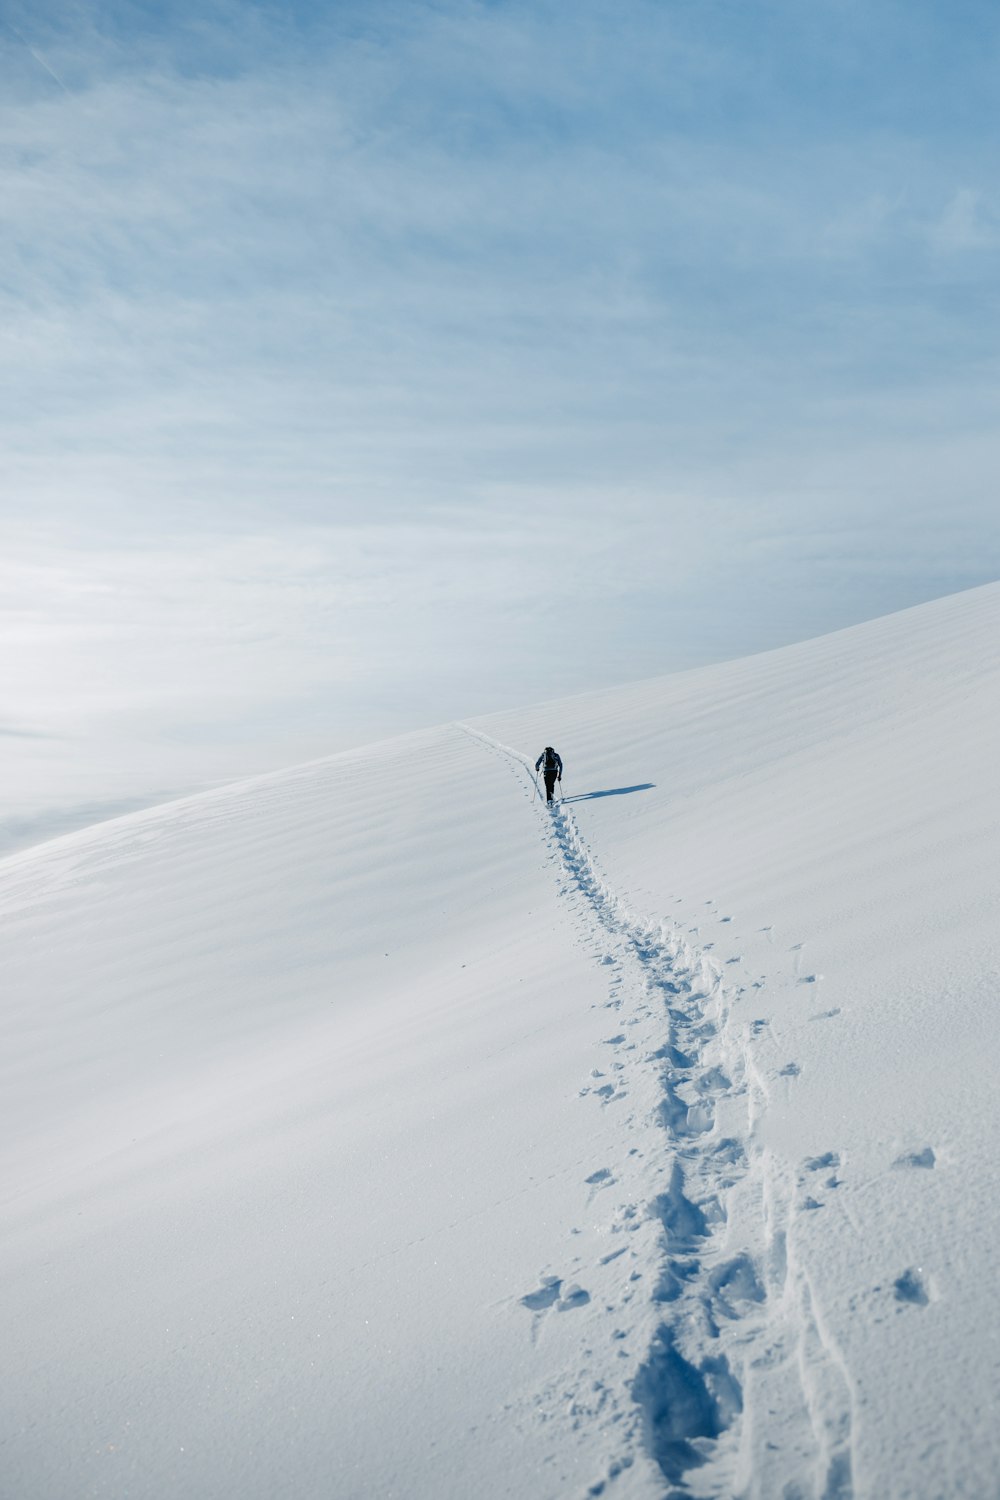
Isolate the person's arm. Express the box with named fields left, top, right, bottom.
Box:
left=534, top=754, right=543, bottom=772
left=556, top=754, right=563, bottom=778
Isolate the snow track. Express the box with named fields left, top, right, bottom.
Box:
left=460, top=725, right=856, bottom=1499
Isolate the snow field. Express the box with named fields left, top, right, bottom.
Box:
left=6, top=581, right=1000, bottom=1497
left=6, top=719, right=723, bottom=1499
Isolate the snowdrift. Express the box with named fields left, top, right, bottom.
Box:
left=5, top=582, right=1000, bottom=1499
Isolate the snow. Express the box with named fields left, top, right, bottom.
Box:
left=5, top=581, right=1000, bottom=1498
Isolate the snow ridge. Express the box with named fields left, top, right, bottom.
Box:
left=460, top=724, right=855, bottom=1499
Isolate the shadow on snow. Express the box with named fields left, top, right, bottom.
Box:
left=562, top=783, right=655, bottom=803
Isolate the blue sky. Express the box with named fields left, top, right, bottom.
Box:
left=3, top=0, right=1000, bottom=839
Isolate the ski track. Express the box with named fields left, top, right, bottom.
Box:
left=459, top=726, right=856, bottom=1499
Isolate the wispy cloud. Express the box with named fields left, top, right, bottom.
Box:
left=2, top=18, right=69, bottom=92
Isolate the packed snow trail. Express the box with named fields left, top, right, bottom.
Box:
left=461, top=724, right=856, bottom=1499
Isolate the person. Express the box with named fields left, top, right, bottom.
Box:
left=535, top=745, right=563, bottom=804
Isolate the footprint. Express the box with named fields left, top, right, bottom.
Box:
left=632, top=1326, right=741, bottom=1485
left=894, top=1268, right=930, bottom=1306
left=556, top=1283, right=591, bottom=1311
left=711, top=1137, right=747, bottom=1169
left=521, top=1277, right=561, bottom=1311
left=586, top=1168, right=614, bottom=1185
left=695, top=1066, right=731, bottom=1093
left=709, top=1252, right=765, bottom=1313
left=779, top=1062, right=801, bottom=1077
left=893, top=1147, right=936, bottom=1170
left=651, top=1044, right=694, bottom=1068
left=810, top=1008, right=841, bottom=1021
left=804, top=1151, right=840, bottom=1172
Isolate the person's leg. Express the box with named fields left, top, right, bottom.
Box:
left=545, top=772, right=555, bottom=802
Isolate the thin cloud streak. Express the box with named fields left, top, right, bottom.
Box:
left=2, top=19, right=70, bottom=92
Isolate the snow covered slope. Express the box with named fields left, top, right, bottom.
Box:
left=5, top=582, right=1000, bottom=1499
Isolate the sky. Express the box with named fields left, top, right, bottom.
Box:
left=3, top=0, right=1000, bottom=846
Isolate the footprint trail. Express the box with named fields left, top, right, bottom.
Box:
left=460, top=726, right=856, bottom=1497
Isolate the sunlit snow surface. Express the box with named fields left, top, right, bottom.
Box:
left=5, top=583, right=1000, bottom=1498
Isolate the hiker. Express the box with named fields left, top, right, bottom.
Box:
left=535, top=745, right=563, bottom=804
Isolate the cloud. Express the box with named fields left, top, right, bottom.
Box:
left=3, top=0, right=1000, bottom=832
left=929, top=187, right=1000, bottom=254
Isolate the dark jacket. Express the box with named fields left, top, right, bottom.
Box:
left=535, top=748, right=563, bottom=777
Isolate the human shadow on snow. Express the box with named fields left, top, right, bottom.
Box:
left=562, top=783, right=655, bottom=803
